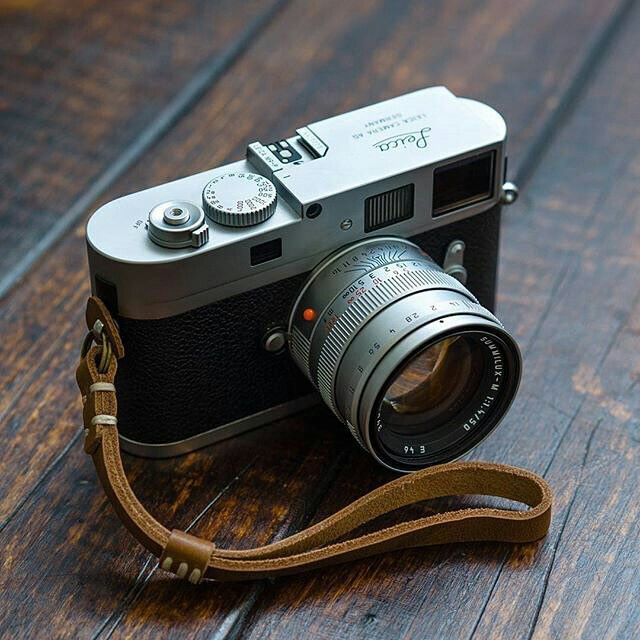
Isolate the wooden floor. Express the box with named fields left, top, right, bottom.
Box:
left=1, top=1, right=639, bottom=638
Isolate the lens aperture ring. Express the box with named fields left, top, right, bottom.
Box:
left=313, top=264, right=475, bottom=415
left=335, top=291, right=499, bottom=428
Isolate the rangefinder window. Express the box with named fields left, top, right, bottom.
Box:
left=432, top=151, right=495, bottom=217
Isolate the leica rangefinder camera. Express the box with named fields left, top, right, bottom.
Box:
left=86, top=86, right=522, bottom=472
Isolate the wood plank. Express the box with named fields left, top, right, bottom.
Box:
left=0, top=0, right=634, bottom=638
left=239, top=6, right=640, bottom=639
left=0, top=0, right=284, bottom=292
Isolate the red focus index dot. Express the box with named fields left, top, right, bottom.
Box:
left=303, top=308, right=317, bottom=322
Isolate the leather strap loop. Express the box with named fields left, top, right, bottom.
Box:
left=76, top=296, right=553, bottom=582
left=161, top=530, right=215, bottom=584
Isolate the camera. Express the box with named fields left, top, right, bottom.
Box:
left=86, top=86, right=522, bottom=472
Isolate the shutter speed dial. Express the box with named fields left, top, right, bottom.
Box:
left=202, top=172, right=277, bottom=227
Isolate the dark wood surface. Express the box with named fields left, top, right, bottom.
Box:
left=1, top=1, right=639, bottom=638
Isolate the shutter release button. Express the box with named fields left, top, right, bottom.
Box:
left=146, top=201, right=209, bottom=249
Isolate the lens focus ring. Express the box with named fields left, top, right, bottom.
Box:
left=289, top=238, right=476, bottom=412
left=314, top=263, right=474, bottom=413
left=335, top=290, right=496, bottom=427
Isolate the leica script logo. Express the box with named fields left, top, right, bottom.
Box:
left=373, top=127, right=430, bottom=152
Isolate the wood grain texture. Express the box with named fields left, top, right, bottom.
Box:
left=0, top=0, right=284, bottom=289
left=0, top=0, right=638, bottom=638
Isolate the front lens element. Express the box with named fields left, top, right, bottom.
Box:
left=373, top=331, right=513, bottom=468
left=288, top=238, right=521, bottom=472
left=382, top=335, right=482, bottom=428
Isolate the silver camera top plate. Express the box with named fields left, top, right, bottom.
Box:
left=86, top=86, right=507, bottom=319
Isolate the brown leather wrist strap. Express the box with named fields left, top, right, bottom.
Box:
left=76, top=297, right=552, bottom=583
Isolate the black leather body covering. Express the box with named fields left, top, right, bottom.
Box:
left=115, top=204, right=501, bottom=446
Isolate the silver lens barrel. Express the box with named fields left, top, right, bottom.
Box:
left=288, top=238, right=521, bottom=472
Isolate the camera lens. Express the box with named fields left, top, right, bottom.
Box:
left=289, top=238, right=521, bottom=472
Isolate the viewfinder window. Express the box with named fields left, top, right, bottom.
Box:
left=432, top=151, right=495, bottom=217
